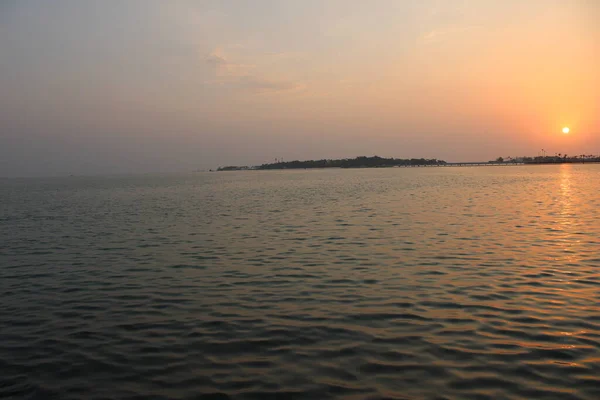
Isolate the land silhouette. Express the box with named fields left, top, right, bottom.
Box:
left=215, top=153, right=600, bottom=171
left=217, top=156, right=447, bottom=171
left=493, top=154, right=600, bottom=164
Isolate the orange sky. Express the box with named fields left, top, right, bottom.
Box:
left=0, top=0, right=598, bottom=175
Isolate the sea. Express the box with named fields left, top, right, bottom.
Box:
left=1, top=165, right=599, bottom=400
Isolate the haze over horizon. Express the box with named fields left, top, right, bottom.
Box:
left=1, top=0, right=598, bottom=177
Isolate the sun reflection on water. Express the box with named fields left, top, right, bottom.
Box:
left=559, top=164, right=572, bottom=219
left=555, top=164, right=582, bottom=265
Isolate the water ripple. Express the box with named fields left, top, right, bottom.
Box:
left=1, top=167, right=600, bottom=399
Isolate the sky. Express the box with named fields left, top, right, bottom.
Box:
left=0, top=0, right=598, bottom=176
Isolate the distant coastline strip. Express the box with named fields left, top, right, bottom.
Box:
left=216, top=156, right=446, bottom=171
left=215, top=154, right=600, bottom=171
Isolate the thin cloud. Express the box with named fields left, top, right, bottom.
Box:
left=206, top=49, right=255, bottom=77
left=205, top=52, right=227, bottom=66
left=238, top=76, right=306, bottom=94
left=421, top=25, right=481, bottom=44
left=203, top=76, right=305, bottom=94
left=205, top=48, right=305, bottom=94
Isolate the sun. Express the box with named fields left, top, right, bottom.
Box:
left=562, top=127, right=570, bottom=134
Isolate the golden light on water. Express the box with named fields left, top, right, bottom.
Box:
left=562, top=127, right=570, bottom=134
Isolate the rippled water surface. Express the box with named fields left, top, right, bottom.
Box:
left=2, top=165, right=600, bottom=399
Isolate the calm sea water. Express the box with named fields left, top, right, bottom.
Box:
left=1, top=165, right=600, bottom=400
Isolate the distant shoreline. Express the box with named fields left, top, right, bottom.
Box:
left=213, top=155, right=600, bottom=171
left=215, top=156, right=446, bottom=171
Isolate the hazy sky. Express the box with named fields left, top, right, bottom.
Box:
left=1, top=0, right=598, bottom=176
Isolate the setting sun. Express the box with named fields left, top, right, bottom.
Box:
left=562, top=127, right=570, bottom=134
